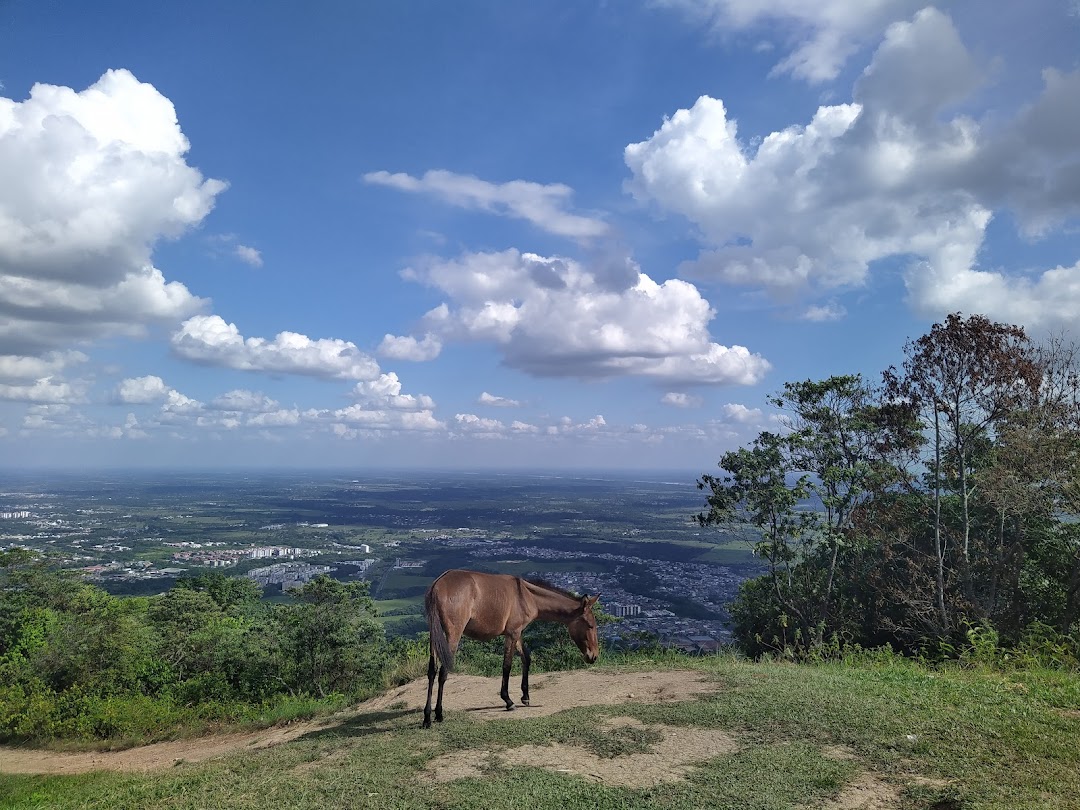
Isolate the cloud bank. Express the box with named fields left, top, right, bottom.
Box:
left=0, top=70, right=223, bottom=400
left=626, top=8, right=1080, bottom=330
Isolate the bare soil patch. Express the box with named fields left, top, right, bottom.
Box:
left=817, top=772, right=901, bottom=810
left=819, top=743, right=948, bottom=808
left=363, top=668, right=719, bottom=721
left=426, top=715, right=738, bottom=787
left=428, top=713, right=926, bottom=806
left=0, top=669, right=718, bottom=775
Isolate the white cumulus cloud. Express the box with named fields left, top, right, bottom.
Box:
left=210, top=389, right=280, bottom=412
left=454, top=412, right=618, bottom=440
left=661, top=392, right=703, bottom=408
left=172, top=315, right=382, bottom=380
left=351, top=373, right=436, bottom=410
left=0, top=350, right=88, bottom=403
left=115, top=375, right=202, bottom=424
left=801, top=301, right=847, bottom=322
left=0, top=351, right=87, bottom=382
left=0, top=70, right=220, bottom=373
left=116, top=375, right=172, bottom=404
left=479, top=391, right=522, bottom=407
left=403, top=249, right=770, bottom=385
left=245, top=408, right=301, bottom=427
left=365, top=169, right=609, bottom=239
left=120, top=413, right=149, bottom=440
left=545, top=415, right=609, bottom=436
left=377, top=333, right=443, bottom=361
left=331, top=404, right=444, bottom=432
left=722, top=403, right=766, bottom=424
left=0, top=377, right=85, bottom=403
left=454, top=413, right=507, bottom=437
left=233, top=245, right=263, bottom=267
left=161, top=389, right=203, bottom=416
left=21, top=403, right=87, bottom=433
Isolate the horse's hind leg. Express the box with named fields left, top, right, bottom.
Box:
left=500, top=635, right=516, bottom=711
left=518, top=638, right=531, bottom=706
left=434, top=663, right=448, bottom=723
left=423, top=651, right=437, bottom=729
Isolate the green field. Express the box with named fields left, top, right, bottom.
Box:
left=374, top=598, right=424, bottom=615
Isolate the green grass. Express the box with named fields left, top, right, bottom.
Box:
left=2, top=653, right=1078, bottom=809
left=374, top=597, right=424, bottom=615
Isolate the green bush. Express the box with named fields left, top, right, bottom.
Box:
left=0, top=565, right=400, bottom=742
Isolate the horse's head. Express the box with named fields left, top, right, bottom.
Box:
left=568, top=594, right=601, bottom=664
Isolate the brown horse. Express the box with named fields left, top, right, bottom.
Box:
left=422, top=569, right=600, bottom=728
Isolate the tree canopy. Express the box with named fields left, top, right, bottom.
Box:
left=701, top=314, right=1080, bottom=659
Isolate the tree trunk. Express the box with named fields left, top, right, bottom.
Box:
left=934, top=408, right=949, bottom=631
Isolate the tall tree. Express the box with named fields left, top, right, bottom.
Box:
left=280, top=576, right=384, bottom=697
left=983, top=335, right=1080, bottom=633
left=699, top=375, right=914, bottom=650
left=885, top=313, right=1041, bottom=626
left=699, top=430, right=813, bottom=640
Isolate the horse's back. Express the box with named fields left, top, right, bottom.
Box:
left=429, top=569, right=518, bottom=598
left=427, top=569, right=527, bottom=640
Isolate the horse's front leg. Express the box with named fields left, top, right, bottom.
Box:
left=518, top=638, right=531, bottom=706
left=500, top=635, right=516, bottom=711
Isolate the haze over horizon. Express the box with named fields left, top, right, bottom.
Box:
left=2, top=2, right=1079, bottom=470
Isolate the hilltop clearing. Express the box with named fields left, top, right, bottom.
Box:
left=0, top=667, right=909, bottom=807
left=0, top=669, right=715, bottom=775
left=1, top=658, right=1077, bottom=809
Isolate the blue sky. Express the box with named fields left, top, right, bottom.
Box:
left=1, top=0, right=1079, bottom=470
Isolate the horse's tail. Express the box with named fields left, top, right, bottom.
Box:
left=424, top=582, right=455, bottom=673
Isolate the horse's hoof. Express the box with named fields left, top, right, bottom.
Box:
left=505, top=704, right=515, bottom=711
left=422, top=720, right=432, bottom=729
left=521, top=699, right=530, bottom=706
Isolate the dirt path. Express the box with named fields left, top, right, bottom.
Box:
left=0, top=669, right=719, bottom=775
left=0, top=721, right=345, bottom=775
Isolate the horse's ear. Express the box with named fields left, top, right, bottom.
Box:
left=584, top=594, right=600, bottom=608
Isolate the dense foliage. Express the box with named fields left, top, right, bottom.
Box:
left=0, top=562, right=391, bottom=741
left=700, top=314, right=1080, bottom=663
left=0, top=558, right=607, bottom=742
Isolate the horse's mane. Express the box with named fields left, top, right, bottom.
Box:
left=523, top=576, right=581, bottom=600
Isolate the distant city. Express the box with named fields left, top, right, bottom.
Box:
left=0, top=471, right=761, bottom=648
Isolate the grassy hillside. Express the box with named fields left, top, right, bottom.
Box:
left=2, top=652, right=1078, bottom=810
